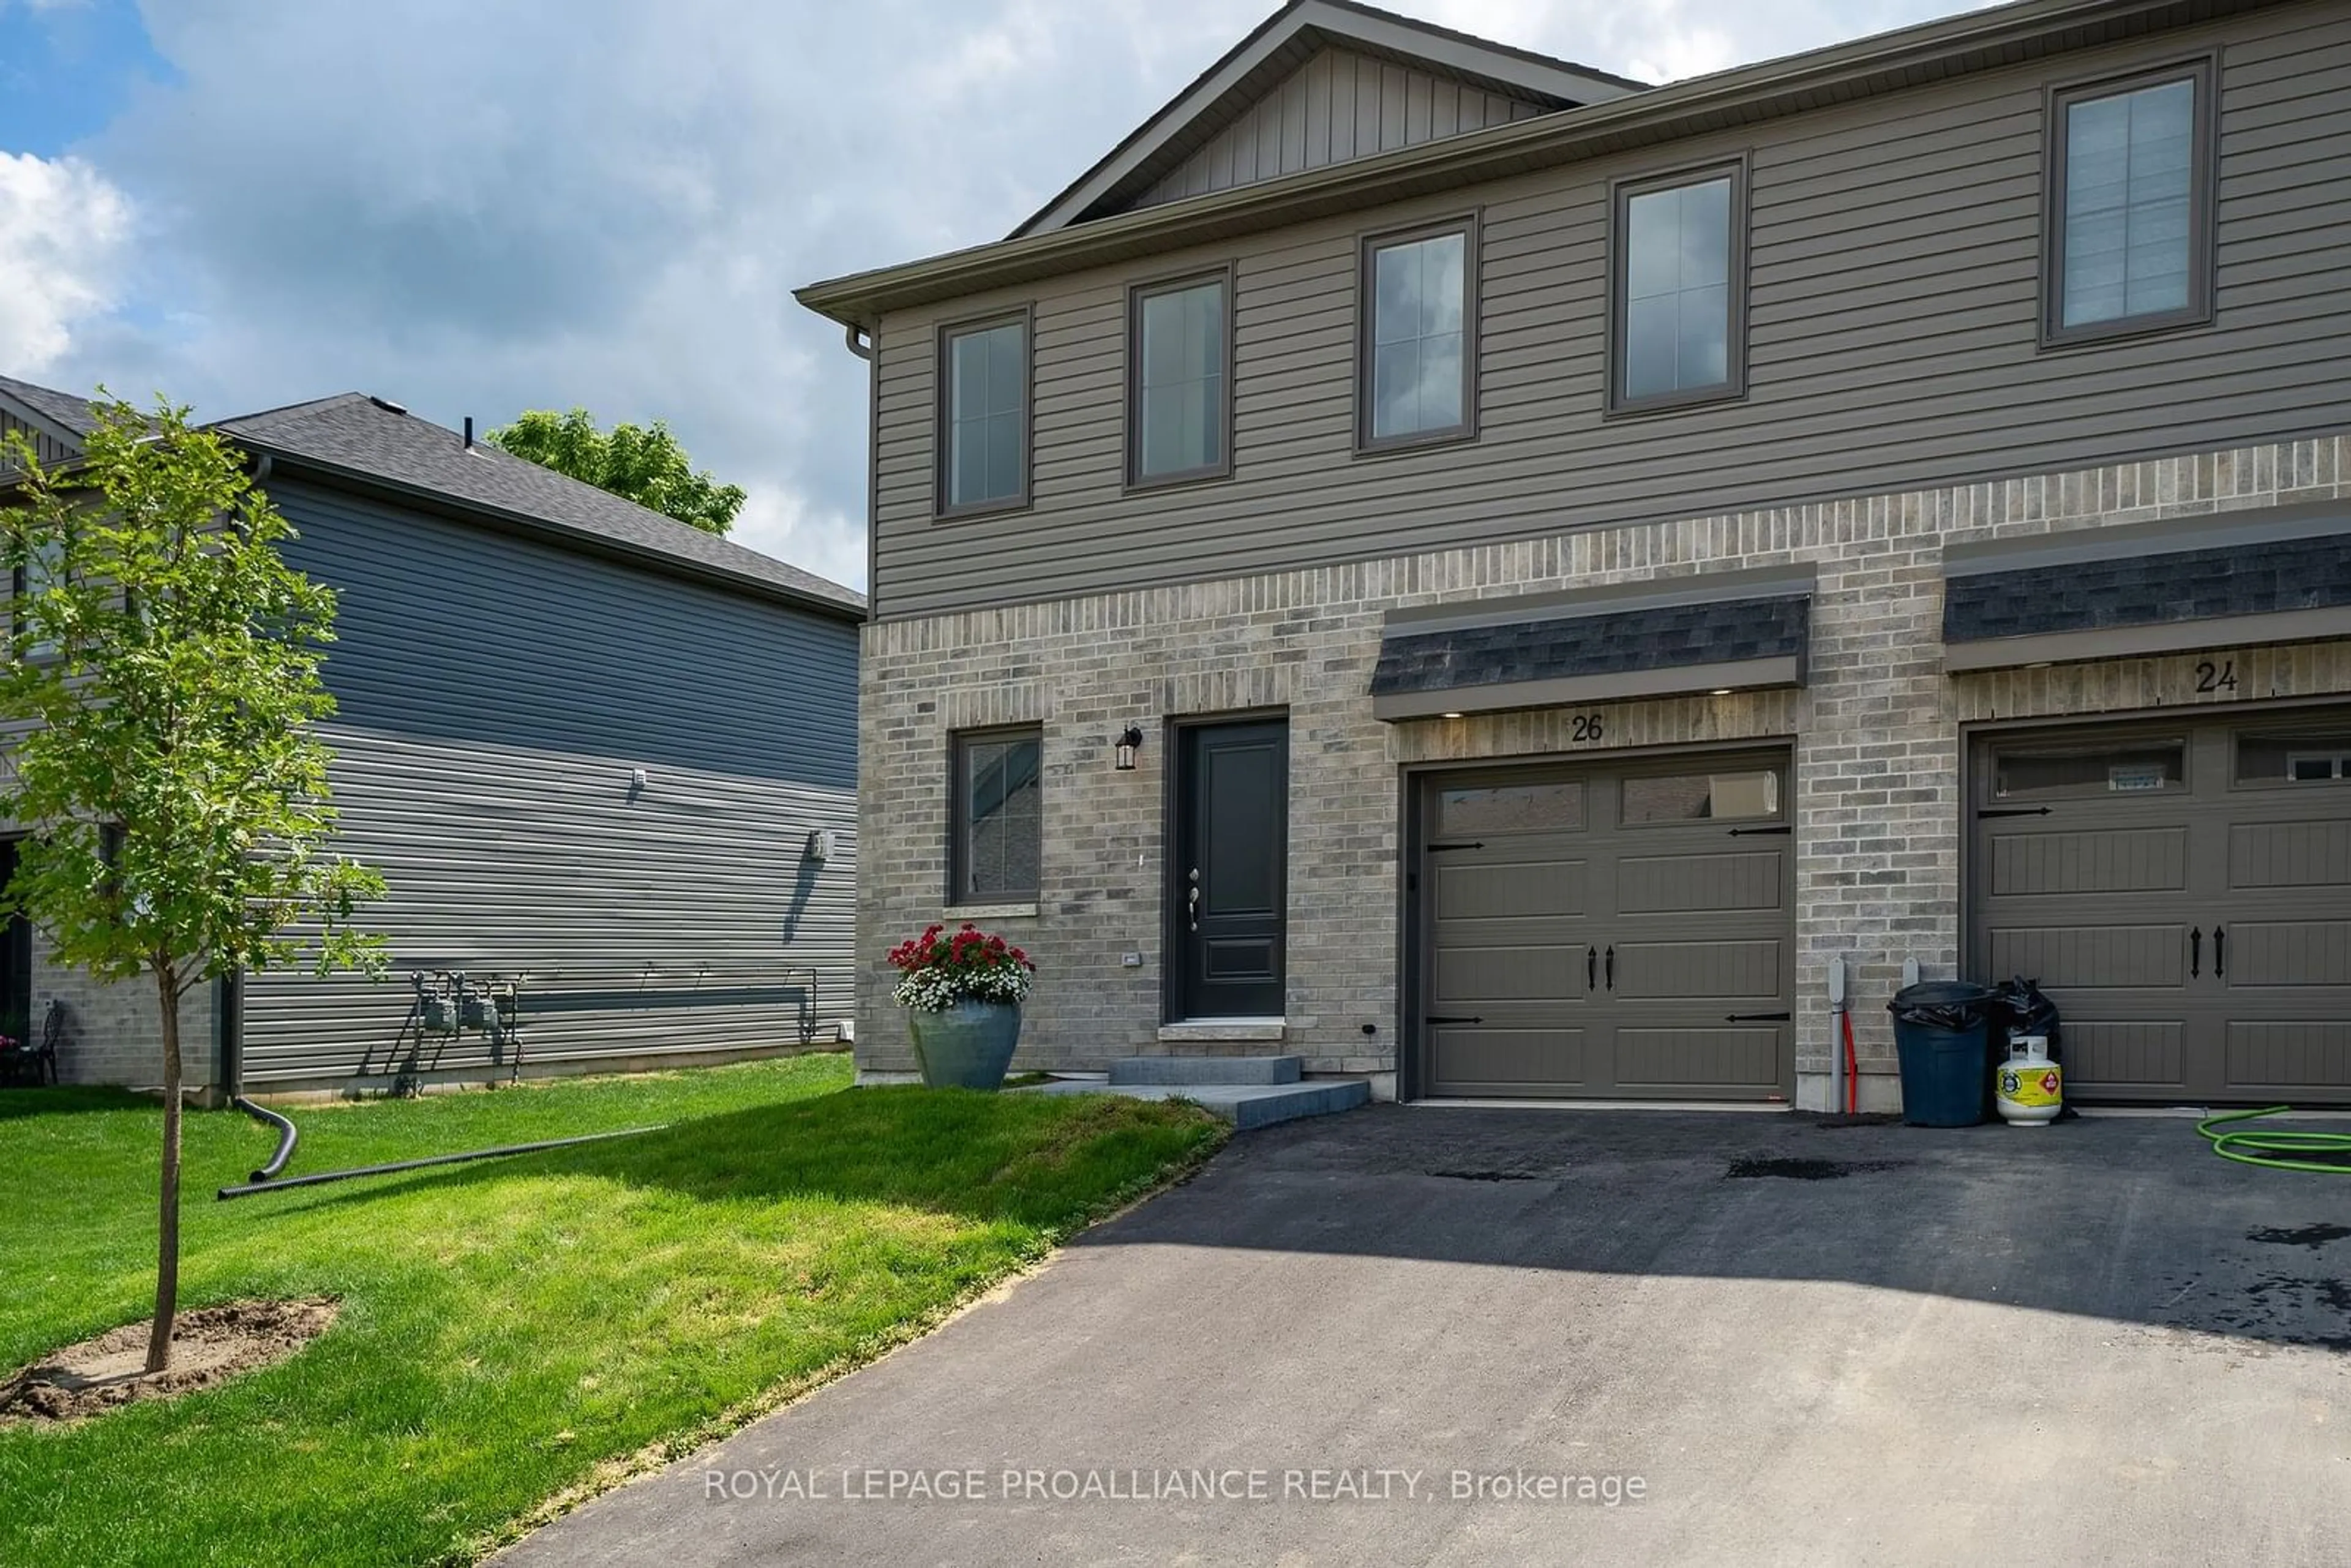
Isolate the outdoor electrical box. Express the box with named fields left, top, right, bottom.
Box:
left=808, top=828, right=837, bottom=863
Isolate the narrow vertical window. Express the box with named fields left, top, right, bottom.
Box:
left=937, top=313, right=1027, bottom=515
left=952, top=729, right=1042, bottom=902
left=1129, top=272, right=1230, bottom=485
left=1362, top=222, right=1474, bottom=448
left=2047, top=61, right=2214, bottom=342
left=1612, top=165, right=1744, bottom=412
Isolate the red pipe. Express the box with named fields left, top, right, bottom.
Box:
left=1841, top=1008, right=1860, bottom=1115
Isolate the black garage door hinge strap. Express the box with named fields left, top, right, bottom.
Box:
left=1725, top=1012, right=1793, bottom=1022
left=1426, top=841, right=1486, bottom=852
left=1425, top=1015, right=1485, bottom=1026
left=1727, top=824, right=1792, bottom=836
left=1977, top=807, right=2053, bottom=819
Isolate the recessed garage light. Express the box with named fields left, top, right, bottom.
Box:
left=1710, top=688, right=1733, bottom=697
left=1441, top=711, right=1466, bottom=720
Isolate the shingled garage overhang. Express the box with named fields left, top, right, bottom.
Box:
left=1942, top=504, right=2351, bottom=672
left=1368, top=566, right=1814, bottom=721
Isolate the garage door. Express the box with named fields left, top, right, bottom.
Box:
left=1415, top=752, right=1794, bottom=1100
left=1971, top=710, right=2351, bottom=1106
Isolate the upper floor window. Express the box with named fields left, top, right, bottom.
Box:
left=1610, top=162, right=1747, bottom=413
left=1361, top=221, right=1475, bottom=449
left=951, top=727, right=1042, bottom=902
left=1128, top=270, right=1231, bottom=486
left=2045, top=60, right=2214, bottom=344
left=937, top=312, right=1029, bottom=516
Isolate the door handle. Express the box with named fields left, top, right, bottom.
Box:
left=1605, top=945, right=1616, bottom=992
left=2189, top=926, right=2201, bottom=979
left=1187, top=871, right=1199, bottom=933
left=2213, top=926, right=2225, bottom=978
left=1587, top=946, right=1597, bottom=992
left=1726, top=1012, right=1793, bottom=1023
left=1426, top=1015, right=1484, bottom=1026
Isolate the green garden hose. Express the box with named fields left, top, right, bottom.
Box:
left=2197, top=1106, right=2351, bottom=1174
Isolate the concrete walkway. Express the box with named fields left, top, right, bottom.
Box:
left=501, top=1106, right=2351, bottom=1566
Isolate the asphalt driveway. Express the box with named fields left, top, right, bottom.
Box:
left=503, top=1106, right=2350, bottom=1566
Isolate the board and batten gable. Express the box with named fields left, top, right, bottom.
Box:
left=0, top=409, right=78, bottom=470
left=236, top=477, right=859, bottom=1088
left=868, top=2, right=2351, bottom=621
left=1131, top=45, right=1550, bottom=214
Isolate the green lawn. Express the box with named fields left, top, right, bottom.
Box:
left=0, top=1057, right=1224, bottom=1567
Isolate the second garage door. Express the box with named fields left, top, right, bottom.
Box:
left=1972, top=708, right=2351, bottom=1106
left=1416, top=751, right=1795, bottom=1101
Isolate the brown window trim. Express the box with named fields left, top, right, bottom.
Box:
left=1603, top=155, right=1751, bottom=419
left=1355, top=213, right=1481, bottom=456
left=2039, top=54, right=2219, bottom=351
left=947, top=724, right=1043, bottom=907
left=932, top=304, right=1035, bottom=522
left=1124, top=263, right=1237, bottom=492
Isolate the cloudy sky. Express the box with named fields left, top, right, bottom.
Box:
left=1, top=0, right=1971, bottom=589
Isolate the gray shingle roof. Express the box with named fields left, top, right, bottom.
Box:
left=1372, top=593, right=1810, bottom=696
left=0, top=373, right=102, bottom=436
left=1, top=373, right=863, bottom=618
left=1944, top=534, right=2351, bottom=644
left=216, top=394, right=863, bottom=617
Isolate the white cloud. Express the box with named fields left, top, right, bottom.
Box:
left=0, top=152, right=132, bottom=373
left=732, top=484, right=866, bottom=591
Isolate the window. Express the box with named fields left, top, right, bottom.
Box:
left=1995, top=741, right=2186, bottom=800
left=2045, top=61, right=2214, bottom=343
left=937, top=313, right=1029, bottom=515
left=1128, top=271, right=1230, bottom=486
left=1611, top=163, right=1745, bottom=412
left=2237, top=733, right=2351, bottom=785
left=8, top=535, right=64, bottom=656
left=951, top=729, right=1041, bottom=902
left=1362, top=222, right=1474, bottom=448
left=1622, top=769, right=1780, bottom=824
left=1436, top=781, right=1583, bottom=835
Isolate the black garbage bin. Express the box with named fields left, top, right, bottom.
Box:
left=1888, top=980, right=1996, bottom=1127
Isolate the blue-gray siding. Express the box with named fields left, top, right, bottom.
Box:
left=869, top=3, right=2351, bottom=620
left=0, top=410, right=77, bottom=470
left=238, top=480, right=858, bottom=1087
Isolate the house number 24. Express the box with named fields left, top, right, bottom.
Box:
left=2195, top=658, right=2238, bottom=694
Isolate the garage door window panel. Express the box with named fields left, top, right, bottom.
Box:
left=1621, top=769, right=1781, bottom=825
left=1994, top=742, right=2185, bottom=800
left=1437, top=781, right=1586, bottom=836
left=2235, top=733, right=2351, bottom=786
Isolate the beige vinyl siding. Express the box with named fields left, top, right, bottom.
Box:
left=870, top=2, right=2351, bottom=621
left=1135, top=46, right=1548, bottom=212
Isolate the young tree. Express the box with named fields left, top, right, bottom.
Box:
left=1, top=398, right=384, bottom=1373
left=487, top=407, right=747, bottom=535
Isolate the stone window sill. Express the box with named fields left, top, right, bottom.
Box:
left=943, top=902, right=1039, bottom=920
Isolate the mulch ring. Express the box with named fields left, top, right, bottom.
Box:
left=0, top=1297, right=339, bottom=1426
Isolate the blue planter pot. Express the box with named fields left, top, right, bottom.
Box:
left=906, top=1000, right=1022, bottom=1090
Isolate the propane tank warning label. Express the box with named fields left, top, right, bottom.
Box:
left=1999, top=1068, right=2063, bottom=1106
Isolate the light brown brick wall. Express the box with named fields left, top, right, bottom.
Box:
left=860, top=433, right=2351, bottom=1106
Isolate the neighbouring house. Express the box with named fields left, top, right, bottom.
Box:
left=798, top=0, right=2351, bottom=1113
left=0, top=374, right=864, bottom=1096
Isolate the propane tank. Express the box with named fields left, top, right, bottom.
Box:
left=1995, top=1035, right=2063, bottom=1126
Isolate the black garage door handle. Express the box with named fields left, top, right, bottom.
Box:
left=2213, top=926, right=2225, bottom=978
left=1587, top=946, right=1597, bottom=992
left=1425, top=1015, right=1484, bottom=1026
left=1978, top=806, right=2053, bottom=819
left=1726, top=1012, right=1792, bottom=1022
left=2189, top=926, right=2201, bottom=979
left=1605, top=945, right=1615, bottom=991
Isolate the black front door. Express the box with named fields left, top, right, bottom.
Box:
left=0, top=839, right=29, bottom=1045
left=1173, top=719, right=1289, bottom=1020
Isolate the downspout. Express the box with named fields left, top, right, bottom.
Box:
left=217, top=967, right=298, bottom=1182
left=843, top=322, right=874, bottom=361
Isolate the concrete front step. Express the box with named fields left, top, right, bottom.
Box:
left=1109, top=1054, right=1301, bottom=1086
left=1024, top=1076, right=1370, bottom=1130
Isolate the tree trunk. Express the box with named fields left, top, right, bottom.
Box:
left=144, top=965, right=183, bottom=1375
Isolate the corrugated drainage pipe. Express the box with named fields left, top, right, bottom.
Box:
left=233, top=1097, right=299, bottom=1184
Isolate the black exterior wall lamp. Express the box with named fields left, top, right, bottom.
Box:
left=1114, top=726, right=1144, bottom=771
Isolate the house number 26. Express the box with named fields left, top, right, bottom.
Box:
left=1571, top=713, right=1605, bottom=743
left=2195, top=659, right=2238, bottom=694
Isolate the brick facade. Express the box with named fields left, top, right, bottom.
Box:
left=24, top=930, right=218, bottom=1091
left=859, top=433, right=2351, bottom=1107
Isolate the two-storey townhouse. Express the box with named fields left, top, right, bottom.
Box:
left=798, top=0, right=2351, bottom=1112
left=2, top=376, right=863, bottom=1097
